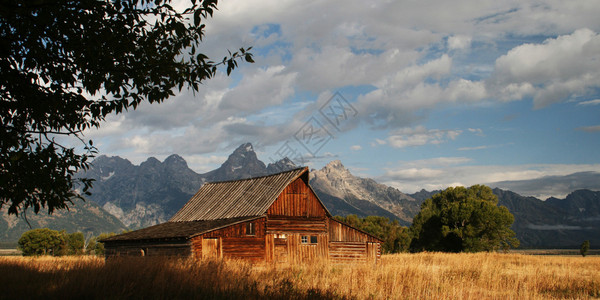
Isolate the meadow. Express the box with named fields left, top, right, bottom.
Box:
left=0, top=253, right=599, bottom=299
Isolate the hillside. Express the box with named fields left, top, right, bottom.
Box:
left=0, top=198, right=127, bottom=243
left=496, top=188, right=600, bottom=248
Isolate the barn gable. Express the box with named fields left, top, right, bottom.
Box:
left=266, top=176, right=329, bottom=217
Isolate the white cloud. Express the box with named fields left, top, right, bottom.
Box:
left=403, top=157, right=473, bottom=167
left=383, top=168, right=444, bottom=180
left=218, top=65, right=297, bottom=112
left=491, top=28, right=600, bottom=108
left=186, top=155, right=229, bottom=173
left=458, top=145, right=490, bottom=151
left=350, top=145, right=362, bottom=151
left=578, top=99, right=600, bottom=106
left=468, top=128, right=485, bottom=136
left=386, top=126, right=462, bottom=148
left=448, top=35, right=472, bottom=50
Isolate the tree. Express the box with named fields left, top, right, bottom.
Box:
left=580, top=240, right=590, bottom=257
left=0, top=0, right=253, bottom=216
left=18, top=228, right=65, bottom=256
left=66, top=232, right=85, bottom=255
left=89, top=232, right=117, bottom=256
left=409, top=185, right=519, bottom=252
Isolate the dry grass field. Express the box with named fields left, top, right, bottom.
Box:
left=0, top=253, right=599, bottom=299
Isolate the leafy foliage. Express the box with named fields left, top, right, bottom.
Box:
left=580, top=240, right=590, bottom=257
left=18, top=228, right=91, bottom=256
left=65, top=231, right=85, bottom=255
left=87, top=232, right=118, bottom=255
left=409, top=185, right=519, bottom=252
left=334, top=215, right=411, bottom=253
left=18, top=228, right=65, bottom=256
left=0, top=0, right=252, bottom=216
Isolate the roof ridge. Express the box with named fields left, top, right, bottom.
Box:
left=168, top=167, right=309, bottom=222
left=205, top=166, right=308, bottom=184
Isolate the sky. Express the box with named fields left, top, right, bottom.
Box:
left=82, top=0, right=600, bottom=199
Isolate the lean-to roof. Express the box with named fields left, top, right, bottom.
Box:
left=102, top=216, right=261, bottom=242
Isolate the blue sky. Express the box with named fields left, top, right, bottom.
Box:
left=83, top=0, right=600, bottom=198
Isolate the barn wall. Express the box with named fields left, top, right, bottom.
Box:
left=202, top=218, right=266, bottom=238
left=221, top=237, right=265, bottom=262
left=286, top=233, right=329, bottom=263
left=266, top=216, right=327, bottom=233
left=328, top=219, right=382, bottom=264
left=329, top=242, right=367, bottom=263
left=104, top=240, right=191, bottom=258
left=329, top=219, right=381, bottom=243
left=264, top=216, right=329, bottom=263
left=191, top=218, right=267, bottom=261
left=266, top=178, right=327, bottom=217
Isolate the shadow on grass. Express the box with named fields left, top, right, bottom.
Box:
left=0, top=257, right=344, bottom=300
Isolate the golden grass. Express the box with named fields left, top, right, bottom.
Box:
left=0, top=253, right=599, bottom=299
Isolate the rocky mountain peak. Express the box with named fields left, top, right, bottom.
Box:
left=266, top=157, right=297, bottom=174
left=310, top=160, right=418, bottom=224
left=233, top=142, right=254, bottom=155
left=319, top=160, right=352, bottom=178
left=164, top=154, right=188, bottom=168
left=326, top=159, right=344, bottom=169
left=140, top=157, right=161, bottom=168
left=85, top=155, right=134, bottom=180
left=204, top=142, right=267, bottom=181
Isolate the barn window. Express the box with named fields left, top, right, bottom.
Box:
left=301, top=236, right=308, bottom=243
left=246, top=222, right=255, bottom=236
left=310, top=236, right=318, bottom=244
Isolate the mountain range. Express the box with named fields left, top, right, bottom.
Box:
left=2, top=143, right=598, bottom=248
left=0, top=198, right=127, bottom=244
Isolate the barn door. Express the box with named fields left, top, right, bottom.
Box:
left=202, top=238, right=221, bottom=259
left=367, top=242, right=378, bottom=264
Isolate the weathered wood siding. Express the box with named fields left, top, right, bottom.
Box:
left=104, top=240, right=191, bottom=258
left=266, top=216, right=327, bottom=233
left=367, top=242, right=381, bottom=264
left=201, top=238, right=221, bottom=258
left=329, top=219, right=380, bottom=242
left=222, top=237, right=265, bottom=262
left=202, top=218, right=266, bottom=238
left=285, top=233, right=328, bottom=263
left=328, top=219, right=382, bottom=264
left=267, top=177, right=327, bottom=217
left=266, top=216, right=329, bottom=263
left=329, top=241, right=367, bottom=263
left=263, top=177, right=332, bottom=263
left=191, top=218, right=267, bottom=261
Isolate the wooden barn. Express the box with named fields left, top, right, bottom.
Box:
left=102, top=167, right=382, bottom=264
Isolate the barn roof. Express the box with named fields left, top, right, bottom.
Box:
left=102, top=216, right=262, bottom=242
left=103, top=167, right=334, bottom=242
left=169, top=167, right=315, bottom=222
